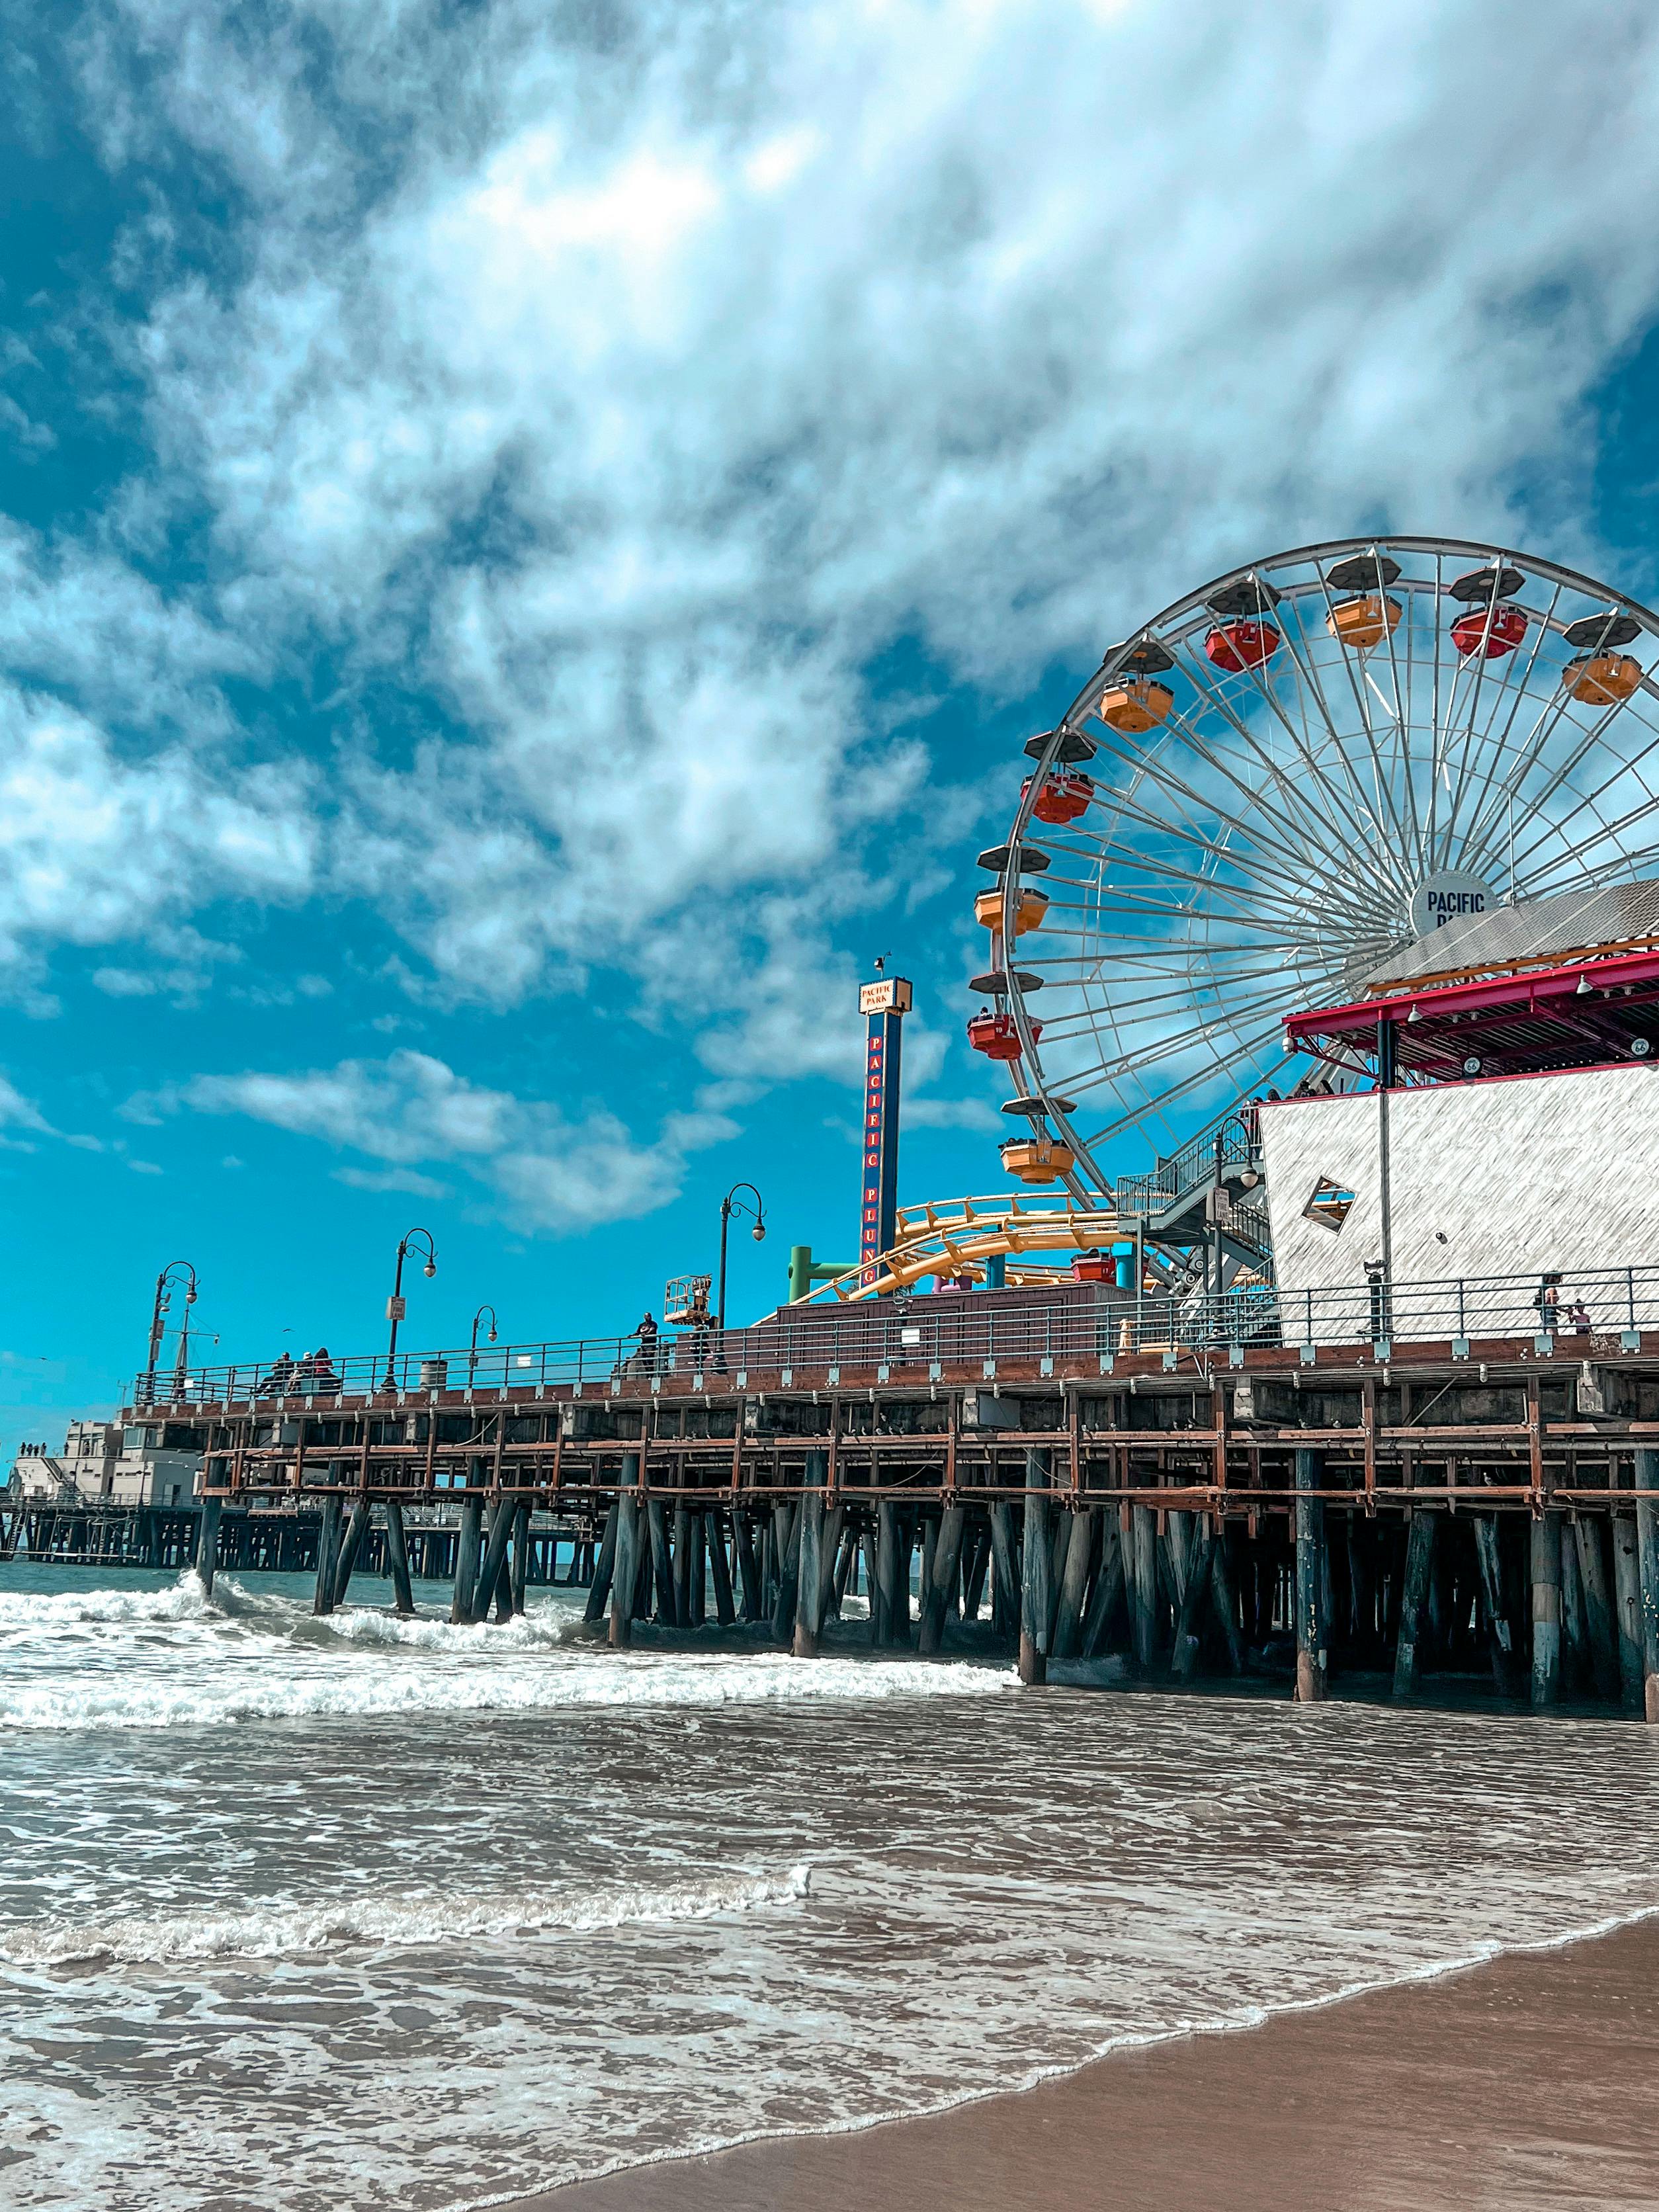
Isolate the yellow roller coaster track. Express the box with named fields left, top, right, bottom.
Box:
left=798, top=1192, right=1129, bottom=1304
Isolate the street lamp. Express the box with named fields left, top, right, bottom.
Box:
left=143, top=1261, right=198, bottom=1404
left=468, top=1302, right=498, bottom=1387
left=717, top=1182, right=767, bottom=1332
left=382, top=1228, right=437, bottom=1392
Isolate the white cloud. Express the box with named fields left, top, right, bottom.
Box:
left=157, top=1047, right=735, bottom=1229
left=15, top=0, right=1659, bottom=1095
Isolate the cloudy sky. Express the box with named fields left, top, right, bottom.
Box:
left=3, top=0, right=1659, bottom=1435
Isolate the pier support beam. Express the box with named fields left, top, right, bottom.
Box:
left=1637, top=1450, right=1659, bottom=1723
left=919, top=1504, right=967, bottom=1657
left=1130, top=1504, right=1159, bottom=1674
left=450, top=1495, right=482, bottom=1624
left=708, top=1509, right=736, bottom=1627
left=1171, top=1513, right=1216, bottom=1682
left=196, top=1496, right=222, bottom=1598
left=772, top=1502, right=801, bottom=1645
left=314, top=1494, right=343, bottom=1617
left=1018, top=1449, right=1052, bottom=1685
left=1573, top=1518, right=1618, bottom=1702
left=384, top=1498, right=414, bottom=1616
left=333, top=1498, right=372, bottom=1609
left=1472, top=1514, right=1515, bottom=1694
left=988, top=1503, right=1019, bottom=1640
left=1080, top=1512, right=1126, bottom=1660
left=1530, top=1512, right=1562, bottom=1710
left=610, top=1490, right=640, bottom=1649
left=1294, top=1450, right=1328, bottom=1702
left=474, top=1498, right=518, bottom=1629
left=1050, top=1507, right=1094, bottom=1662
left=583, top=1501, right=619, bottom=1627
left=794, top=1461, right=828, bottom=1657
left=1392, top=1508, right=1435, bottom=1699
left=1613, top=1513, right=1642, bottom=1708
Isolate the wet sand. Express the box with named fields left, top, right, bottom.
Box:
left=521, top=1912, right=1659, bottom=2212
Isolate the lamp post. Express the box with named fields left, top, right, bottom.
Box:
left=383, top=1228, right=437, bottom=1392
left=468, top=1303, right=498, bottom=1388
left=717, top=1183, right=767, bottom=1332
left=144, top=1261, right=197, bottom=1405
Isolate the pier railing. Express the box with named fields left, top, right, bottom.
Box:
left=129, top=1259, right=1658, bottom=1408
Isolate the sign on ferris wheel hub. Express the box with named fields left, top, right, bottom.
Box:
left=1408, top=870, right=1492, bottom=939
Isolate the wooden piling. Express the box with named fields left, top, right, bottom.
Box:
left=1560, top=1519, right=1588, bottom=1692
left=1471, top=1513, right=1515, bottom=1694
left=1018, top=1448, right=1052, bottom=1686
left=771, top=1501, right=801, bottom=1644
left=1050, top=1507, right=1094, bottom=1662
left=196, top=1496, right=223, bottom=1597
left=1392, top=1508, right=1435, bottom=1699
left=1130, top=1503, right=1159, bottom=1674
left=708, top=1509, right=736, bottom=1626
left=1080, top=1512, right=1126, bottom=1659
left=1612, top=1512, right=1642, bottom=1707
left=474, top=1498, right=517, bottom=1629
left=988, top=1503, right=1019, bottom=1639
left=450, top=1495, right=482, bottom=1624
left=689, top=1513, right=706, bottom=1627
left=673, top=1504, right=693, bottom=1629
left=1637, top=1449, right=1659, bottom=1724
left=919, top=1504, right=967, bottom=1656
left=1530, top=1513, right=1562, bottom=1709
left=610, top=1491, right=640, bottom=1648
left=509, top=1504, right=530, bottom=1615
left=735, top=1513, right=763, bottom=1620
left=333, top=1498, right=372, bottom=1608
left=962, top=1523, right=990, bottom=1621
left=314, top=1495, right=344, bottom=1617
left=1171, top=1513, right=1216, bottom=1681
left=583, top=1500, right=619, bottom=1625
left=794, top=1482, right=826, bottom=1658
left=1293, top=1449, right=1328, bottom=1702
left=384, top=1498, right=415, bottom=1615
left=1209, top=1527, right=1246, bottom=1674
left=648, top=1497, right=675, bottom=1623
left=1572, top=1517, right=1619, bottom=1701
left=819, top=1504, right=846, bottom=1623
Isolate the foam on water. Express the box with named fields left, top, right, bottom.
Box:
left=0, top=1566, right=1014, bottom=1732
left=3, top=1865, right=813, bottom=1969
left=6, top=1560, right=1659, bottom=2212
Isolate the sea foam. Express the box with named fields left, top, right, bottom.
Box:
left=1, top=1865, right=813, bottom=1969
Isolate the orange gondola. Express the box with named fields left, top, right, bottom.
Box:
left=1562, top=652, right=1643, bottom=705
left=974, top=884, right=1050, bottom=935
left=999, top=1134, right=1075, bottom=1185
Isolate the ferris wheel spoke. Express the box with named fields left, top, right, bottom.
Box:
left=1065, top=1017, right=1300, bottom=1149
left=1035, top=979, right=1307, bottom=1080
left=1281, top=575, right=1420, bottom=872
left=1508, top=770, right=1659, bottom=893
left=1436, top=577, right=1569, bottom=867
left=1084, top=715, right=1367, bottom=896
left=1164, top=638, right=1408, bottom=894
left=1471, top=693, right=1659, bottom=886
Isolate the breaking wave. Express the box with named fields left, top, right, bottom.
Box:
left=1, top=1865, right=814, bottom=1969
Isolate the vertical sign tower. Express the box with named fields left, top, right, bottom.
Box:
left=859, top=974, right=913, bottom=1285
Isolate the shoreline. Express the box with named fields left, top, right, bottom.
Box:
left=503, top=1908, right=1659, bottom=2212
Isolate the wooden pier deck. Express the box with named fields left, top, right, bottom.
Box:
left=103, top=1306, right=1659, bottom=1719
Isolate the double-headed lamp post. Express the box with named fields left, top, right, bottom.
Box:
left=718, top=1183, right=767, bottom=1332
left=383, top=1227, right=437, bottom=1392
left=144, top=1261, right=198, bottom=1402
left=469, top=1302, right=498, bottom=1386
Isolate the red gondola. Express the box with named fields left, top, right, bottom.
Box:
left=1021, top=771, right=1094, bottom=826
left=1450, top=603, right=1527, bottom=659
left=966, top=1010, right=1039, bottom=1061
left=1205, top=619, right=1280, bottom=673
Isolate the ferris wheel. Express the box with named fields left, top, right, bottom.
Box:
left=970, top=534, right=1659, bottom=1203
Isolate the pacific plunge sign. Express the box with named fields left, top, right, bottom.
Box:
left=1408, top=871, right=1492, bottom=938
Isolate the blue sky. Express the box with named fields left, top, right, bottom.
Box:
left=3, top=0, right=1659, bottom=1445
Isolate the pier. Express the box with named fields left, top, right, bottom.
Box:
left=103, top=1262, right=1659, bottom=1718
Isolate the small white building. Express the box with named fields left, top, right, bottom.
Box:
left=9, top=1418, right=204, bottom=1508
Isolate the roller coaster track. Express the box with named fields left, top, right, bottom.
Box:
left=800, top=1193, right=1128, bottom=1303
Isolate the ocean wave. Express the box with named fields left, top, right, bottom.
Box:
left=0, top=1647, right=1013, bottom=1732
left=1, top=1865, right=814, bottom=1969
left=0, top=1574, right=215, bottom=1628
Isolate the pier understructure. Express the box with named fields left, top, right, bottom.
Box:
left=103, top=1288, right=1659, bottom=1721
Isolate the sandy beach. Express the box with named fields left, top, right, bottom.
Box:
left=525, top=1912, right=1659, bottom=2212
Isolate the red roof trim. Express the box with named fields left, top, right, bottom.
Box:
left=1287, top=941, right=1659, bottom=1039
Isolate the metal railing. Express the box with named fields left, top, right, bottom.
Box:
left=126, top=1260, right=1656, bottom=1408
